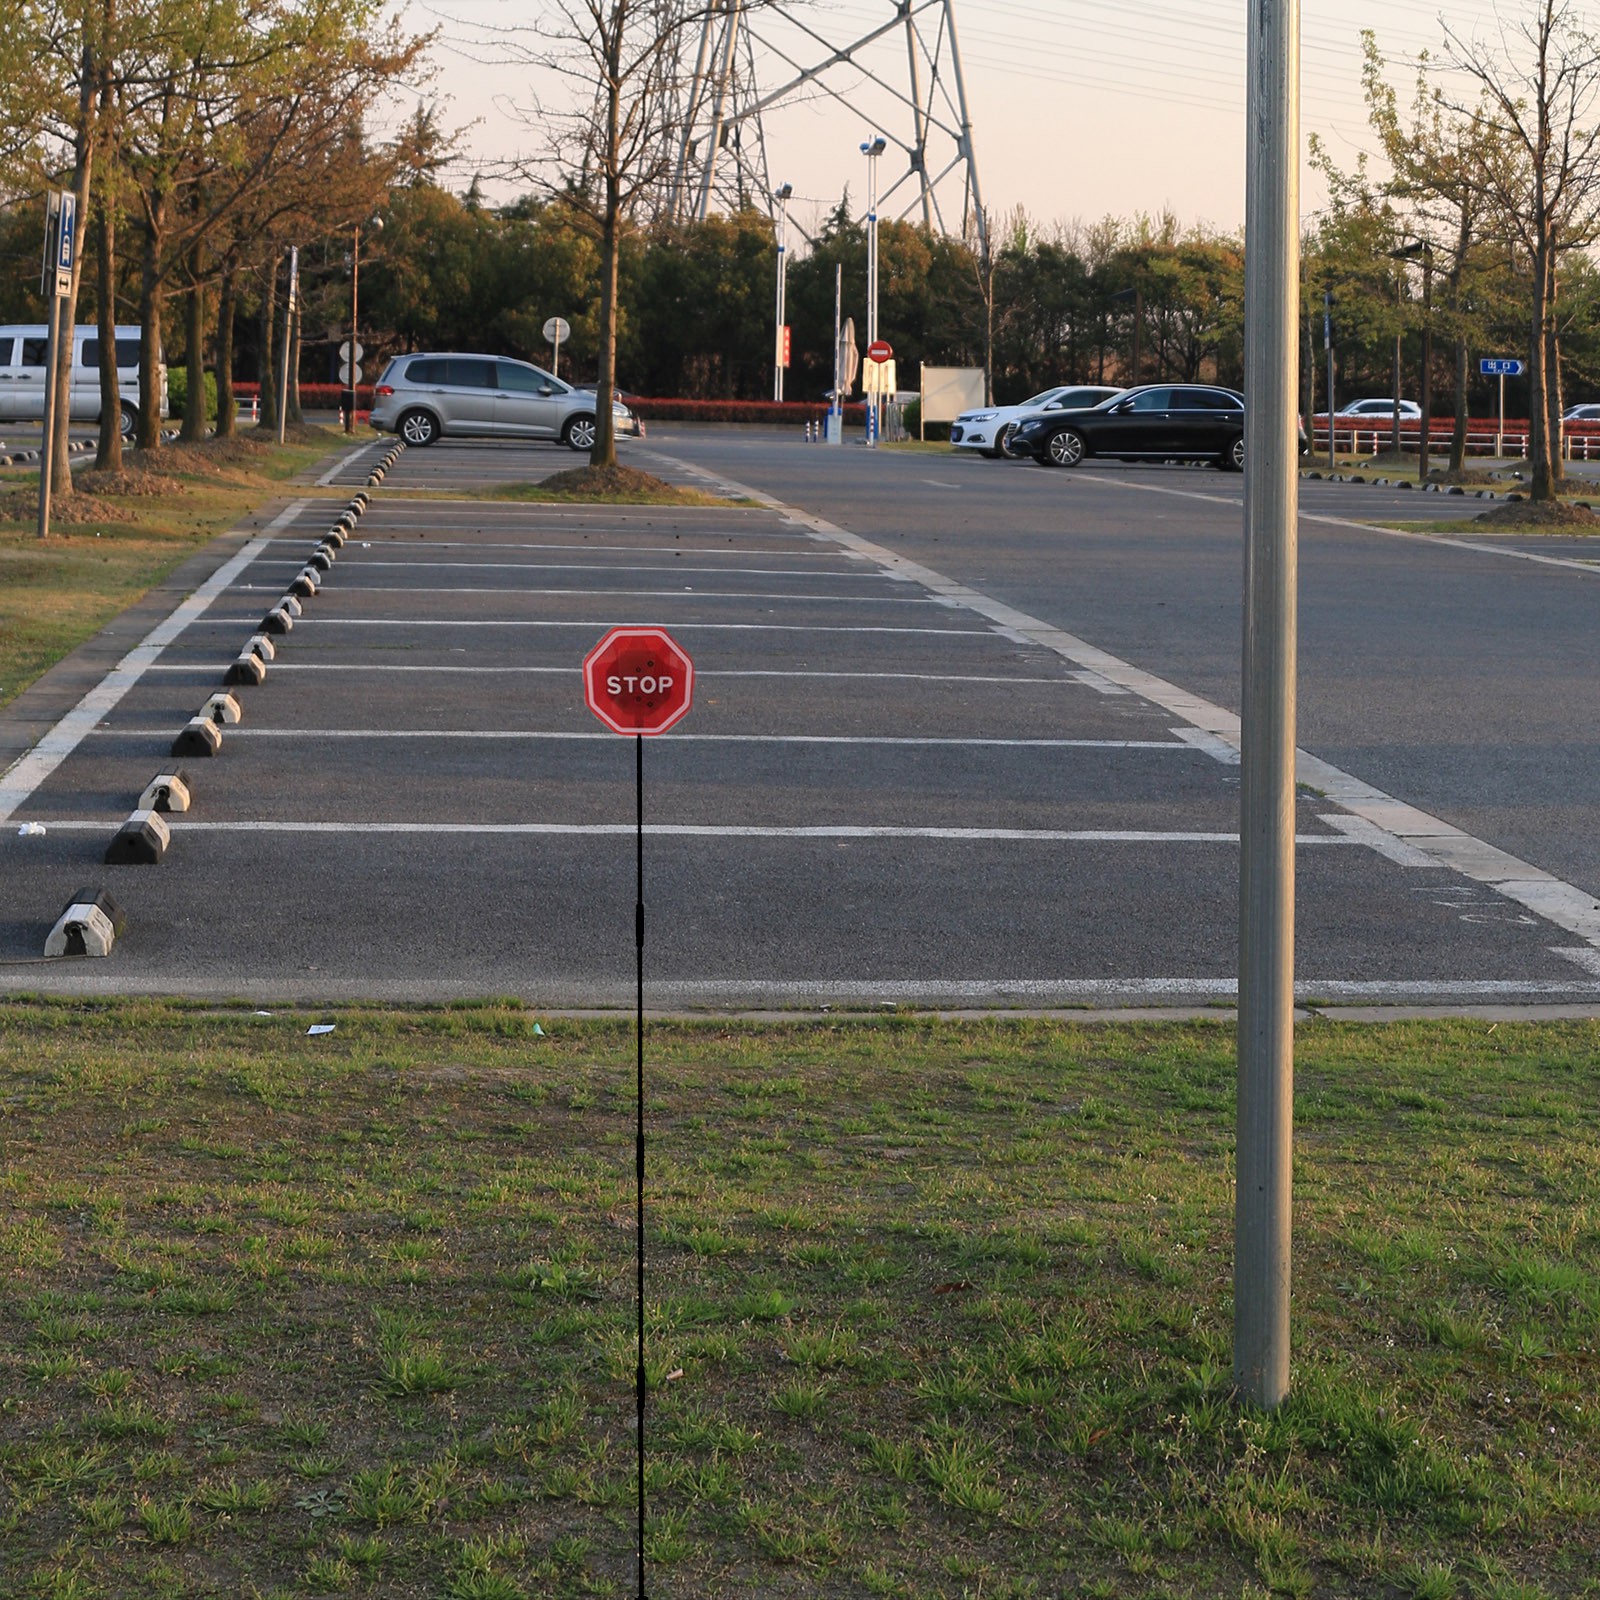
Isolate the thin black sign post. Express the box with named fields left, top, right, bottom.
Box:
left=581, top=627, right=695, bottom=1597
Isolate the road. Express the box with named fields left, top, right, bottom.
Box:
left=2, top=426, right=1598, bottom=1009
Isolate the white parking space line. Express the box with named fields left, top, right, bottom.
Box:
left=256, top=559, right=891, bottom=582
left=197, top=666, right=1095, bottom=686
left=87, top=729, right=1195, bottom=750
left=650, top=450, right=1600, bottom=956
left=28, top=819, right=1362, bottom=844
left=269, top=538, right=861, bottom=560
left=204, top=618, right=999, bottom=637
left=282, top=585, right=945, bottom=606
left=0, top=506, right=301, bottom=823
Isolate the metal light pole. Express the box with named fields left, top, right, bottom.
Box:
left=861, top=136, right=886, bottom=446
left=276, top=246, right=298, bottom=447
left=1237, top=0, right=1300, bottom=1412
left=1324, top=288, right=1335, bottom=469
left=773, top=182, right=792, bottom=403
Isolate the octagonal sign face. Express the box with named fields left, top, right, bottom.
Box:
left=583, top=627, right=695, bottom=736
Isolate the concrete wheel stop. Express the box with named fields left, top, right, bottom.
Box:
left=45, top=888, right=125, bottom=957
left=105, top=809, right=171, bottom=864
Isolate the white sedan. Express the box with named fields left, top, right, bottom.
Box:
left=950, top=385, right=1122, bottom=457
left=1337, top=397, right=1422, bottom=420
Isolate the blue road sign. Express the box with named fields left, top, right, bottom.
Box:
left=56, top=193, right=77, bottom=273
left=1480, top=358, right=1525, bottom=376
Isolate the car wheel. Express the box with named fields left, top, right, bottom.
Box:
left=986, top=424, right=1018, bottom=459
left=1044, top=428, right=1086, bottom=468
left=1222, top=434, right=1245, bottom=472
left=399, top=409, right=439, bottom=446
left=118, top=402, right=138, bottom=439
left=563, top=414, right=597, bottom=452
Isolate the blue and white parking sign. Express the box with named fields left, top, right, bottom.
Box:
left=1480, top=358, right=1525, bottom=376
left=55, top=193, right=77, bottom=275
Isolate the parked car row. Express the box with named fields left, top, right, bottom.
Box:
left=949, top=385, right=1121, bottom=456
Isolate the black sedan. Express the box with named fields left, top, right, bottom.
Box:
left=1008, top=383, right=1247, bottom=470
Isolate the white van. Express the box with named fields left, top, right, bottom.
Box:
left=0, top=324, right=165, bottom=436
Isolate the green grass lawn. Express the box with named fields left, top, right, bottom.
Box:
left=1, top=1005, right=1597, bottom=1599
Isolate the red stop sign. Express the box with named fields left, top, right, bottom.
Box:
left=583, top=627, right=695, bottom=736
left=867, top=339, right=893, bottom=363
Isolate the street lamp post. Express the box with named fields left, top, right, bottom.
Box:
left=861, top=136, right=886, bottom=447
left=344, top=216, right=382, bottom=435
left=773, top=183, right=793, bottom=403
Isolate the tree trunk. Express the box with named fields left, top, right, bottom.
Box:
left=1450, top=333, right=1468, bottom=475
left=135, top=197, right=165, bottom=452
left=180, top=249, right=206, bottom=443
left=214, top=263, right=236, bottom=439
left=94, top=196, right=122, bottom=471
left=1528, top=238, right=1554, bottom=500
left=591, top=1, right=625, bottom=469
left=593, top=198, right=619, bottom=467
left=258, top=266, right=278, bottom=433
left=1546, top=305, right=1564, bottom=487
left=51, top=41, right=97, bottom=495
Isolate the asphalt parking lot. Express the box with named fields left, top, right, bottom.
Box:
left=4, top=429, right=1600, bottom=1008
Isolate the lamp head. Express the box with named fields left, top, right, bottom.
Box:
left=776, top=183, right=793, bottom=201
left=862, top=137, right=886, bottom=157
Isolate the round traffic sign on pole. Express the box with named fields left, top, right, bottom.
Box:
left=583, top=627, right=694, bottom=736
left=544, top=317, right=571, bottom=345
left=867, top=339, right=893, bottom=363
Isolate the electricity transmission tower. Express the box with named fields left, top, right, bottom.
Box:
left=661, top=0, right=987, bottom=256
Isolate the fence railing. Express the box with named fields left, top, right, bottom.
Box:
left=1309, top=419, right=1600, bottom=460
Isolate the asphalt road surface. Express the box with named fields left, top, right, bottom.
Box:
left=3, top=428, right=1599, bottom=1009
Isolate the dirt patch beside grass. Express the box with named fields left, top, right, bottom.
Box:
left=1474, top=498, right=1600, bottom=529
left=495, top=464, right=734, bottom=505
left=75, top=467, right=185, bottom=497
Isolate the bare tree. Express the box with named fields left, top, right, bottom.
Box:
left=1443, top=0, right=1600, bottom=500
left=490, top=1, right=773, bottom=469
left=1360, top=33, right=1501, bottom=477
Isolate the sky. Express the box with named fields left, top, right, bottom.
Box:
left=393, top=0, right=1537, bottom=244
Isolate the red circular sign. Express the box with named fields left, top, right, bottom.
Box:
left=583, top=627, right=695, bottom=736
left=867, top=339, right=893, bottom=363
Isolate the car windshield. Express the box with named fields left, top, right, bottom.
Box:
left=1020, top=389, right=1063, bottom=408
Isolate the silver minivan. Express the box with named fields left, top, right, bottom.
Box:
left=368, top=352, right=642, bottom=449
left=0, top=324, right=164, bottom=436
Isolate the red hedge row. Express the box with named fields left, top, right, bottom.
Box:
left=228, top=386, right=857, bottom=424
left=232, top=382, right=373, bottom=408
left=628, top=398, right=865, bottom=423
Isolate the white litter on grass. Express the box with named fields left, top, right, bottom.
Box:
left=533, top=1022, right=546, bottom=1036
left=252, top=1010, right=274, bottom=1017
left=17, top=822, right=46, bottom=837
left=307, top=1024, right=336, bottom=1036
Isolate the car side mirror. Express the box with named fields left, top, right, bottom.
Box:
left=540, top=384, right=555, bottom=395
left=1112, top=400, right=1133, bottom=413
